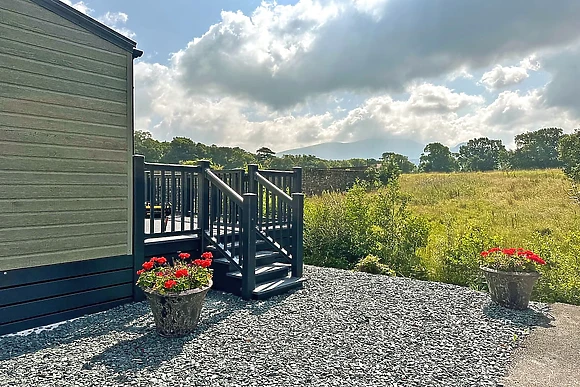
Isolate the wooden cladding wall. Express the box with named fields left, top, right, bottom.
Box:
left=0, top=0, right=131, bottom=271
left=0, top=255, right=134, bottom=336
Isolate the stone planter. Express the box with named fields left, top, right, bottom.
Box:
left=143, top=280, right=212, bottom=337
left=481, top=267, right=539, bottom=310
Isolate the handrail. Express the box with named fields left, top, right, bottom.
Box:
left=144, top=162, right=201, bottom=172
left=257, top=169, right=294, bottom=175
left=255, top=172, right=292, bottom=205
left=204, top=168, right=244, bottom=207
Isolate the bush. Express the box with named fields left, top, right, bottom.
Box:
left=304, top=182, right=430, bottom=277
left=526, top=231, right=580, bottom=305
left=355, top=255, right=395, bottom=276
left=437, top=224, right=501, bottom=290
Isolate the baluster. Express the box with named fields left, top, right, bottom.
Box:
left=160, top=170, right=166, bottom=233
left=171, top=171, right=177, bottom=232
left=180, top=172, right=185, bottom=232
left=148, top=169, right=155, bottom=235
left=241, top=193, right=257, bottom=300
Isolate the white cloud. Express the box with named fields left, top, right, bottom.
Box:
left=447, top=68, right=474, bottom=81
left=136, top=58, right=576, bottom=152
left=170, top=0, right=580, bottom=108
left=97, top=12, right=136, bottom=39
left=132, top=0, right=580, bottom=155
left=60, top=0, right=92, bottom=15
left=59, top=1, right=136, bottom=39
left=479, top=56, right=541, bottom=90
left=99, top=11, right=129, bottom=25
left=480, top=65, right=530, bottom=90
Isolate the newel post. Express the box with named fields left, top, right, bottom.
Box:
left=198, top=160, right=211, bottom=241
left=292, top=167, right=302, bottom=194
left=247, top=164, right=259, bottom=194
left=291, top=192, right=304, bottom=278
left=241, top=193, right=257, bottom=300
left=132, top=155, right=146, bottom=301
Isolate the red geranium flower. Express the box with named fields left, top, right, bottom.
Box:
left=164, top=280, right=177, bottom=289
left=480, top=251, right=489, bottom=257
left=175, top=268, right=189, bottom=278
left=178, top=252, right=191, bottom=259
left=142, top=261, right=154, bottom=270
left=136, top=269, right=144, bottom=275
left=201, top=252, right=213, bottom=260
left=155, top=257, right=167, bottom=265
left=156, top=272, right=164, bottom=276
left=526, top=254, right=546, bottom=265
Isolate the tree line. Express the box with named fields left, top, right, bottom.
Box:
left=418, top=127, right=572, bottom=173
left=135, top=131, right=378, bottom=170
left=135, top=127, right=579, bottom=177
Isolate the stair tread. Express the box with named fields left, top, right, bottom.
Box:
left=207, top=239, right=266, bottom=250
left=252, top=276, right=305, bottom=294
left=214, top=250, right=280, bottom=265
left=226, top=262, right=290, bottom=278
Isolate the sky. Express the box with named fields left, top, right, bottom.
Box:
left=62, top=0, right=580, bottom=153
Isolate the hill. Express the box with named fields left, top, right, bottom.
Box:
left=278, top=138, right=426, bottom=161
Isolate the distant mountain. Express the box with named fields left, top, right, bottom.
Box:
left=278, top=138, right=426, bottom=161
left=450, top=142, right=467, bottom=154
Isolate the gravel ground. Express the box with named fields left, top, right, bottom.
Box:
left=0, top=266, right=552, bottom=387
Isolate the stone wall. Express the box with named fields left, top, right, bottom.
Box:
left=302, top=167, right=368, bottom=196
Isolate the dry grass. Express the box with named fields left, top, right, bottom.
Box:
left=399, top=169, right=580, bottom=246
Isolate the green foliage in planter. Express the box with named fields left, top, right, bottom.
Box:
left=355, top=254, right=396, bottom=276
left=304, top=182, right=429, bottom=277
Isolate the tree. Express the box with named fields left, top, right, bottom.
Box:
left=381, top=152, right=417, bottom=173
left=419, top=143, right=458, bottom=172
left=559, top=129, right=580, bottom=181
left=134, top=130, right=166, bottom=162
left=161, top=137, right=199, bottom=164
left=510, top=127, right=564, bottom=169
left=458, top=137, right=506, bottom=171
left=256, top=147, right=276, bottom=164
left=558, top=130, right=580, bottom=204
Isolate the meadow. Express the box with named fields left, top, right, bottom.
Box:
left=304, top=169, right=580, bottom=305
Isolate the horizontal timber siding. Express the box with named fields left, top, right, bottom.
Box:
left=0, top=255, right=134, bottom=336
left=0, top=0, right=131, bottom=271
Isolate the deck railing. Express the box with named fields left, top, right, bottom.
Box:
left=249, top=165, right=303, bottom=278
left=141, top=162, right=200, bottom=237
left=133, top=156, right=303, bottom=299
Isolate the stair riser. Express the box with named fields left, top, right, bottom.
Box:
left=252, top=281, right=304, bottom=300
left=226, top=266, right=289, bottom=284
left=213, top=266, right=290, bottom=294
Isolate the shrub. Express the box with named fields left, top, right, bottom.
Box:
left=526, top=230, right=580, bottom=304
left=304, top=182, right=430, bottom=276
left=355, top=255, right=395, bottom=276
left=436, top=224, right=501, bottom=290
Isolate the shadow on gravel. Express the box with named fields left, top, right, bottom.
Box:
left=83, top=290, right=293, bottom=375
left=0, top=289, right=292, bottom=367
left=483, top=302, right=555, bottom=328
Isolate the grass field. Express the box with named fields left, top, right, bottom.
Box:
left=399, top=169, right=580, bottom=304
left=400, top=169, right=580, bottom=245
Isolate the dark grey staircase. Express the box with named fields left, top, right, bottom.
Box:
left=207, top=239, right=305, bottom=299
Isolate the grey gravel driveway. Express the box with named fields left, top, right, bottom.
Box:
left=0, top=266, right=552, bottom=387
